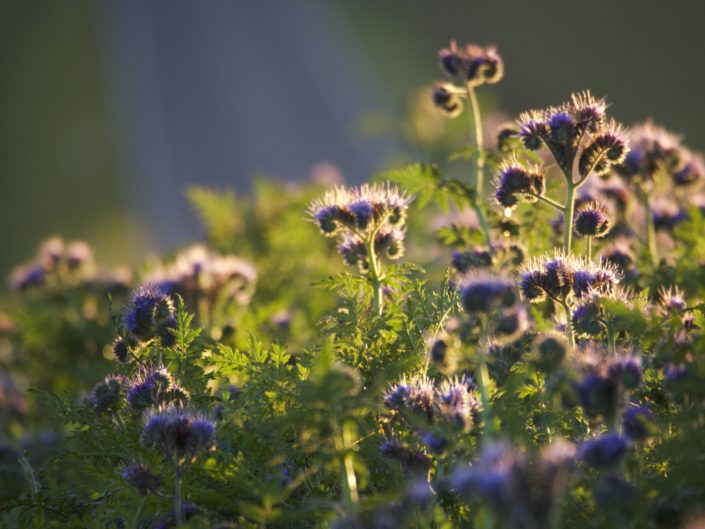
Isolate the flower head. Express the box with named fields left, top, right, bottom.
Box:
left=579, top=433, right=628, bottom=469
left=436, top=376, right=478, bottom=431
left=123, top=284, right=175, bottom=341
left=121, top=463, right=162, bottom=496
left=493, top=160, right=545, bottom=209
left=91, top=376, right=124, bottom=414
left=459, top=274, right=517, bottom=314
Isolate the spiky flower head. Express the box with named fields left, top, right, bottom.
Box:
left=379, top=439, right=431, bottom=473
left=534, top=333, right=569, bottom=372
left=607, top=353, right=643, bottom=389
left=141, top=406, right=216, bottom=463
left=123, top=284, right=175, bottom=341
left=517, top=91, right=628, bottom=179
left=383, top=375, right=436, bottom=422
left=493, top=159, right=546, bottom=209
left=657, top=285, right=687, bottom=315
left=574, top=201, right=611, bottom=238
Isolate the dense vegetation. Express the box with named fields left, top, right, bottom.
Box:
left=2, top=40, right=705, bottom=529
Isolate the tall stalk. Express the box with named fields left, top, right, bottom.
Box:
left=475, top=322, right=493, bottom=438
left=466, top=86, right=493, bottom=249
left=563, top=182, right=577, bottom=254
left=365, top=239, right=384, bottom=315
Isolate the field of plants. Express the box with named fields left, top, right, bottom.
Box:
left=1, top=40, right=705, bottom=529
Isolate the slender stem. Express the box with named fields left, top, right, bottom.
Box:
left=563, top=183, right=577, bottom=254
left=174, top=465, right=183, bottom=526
left=465, top=85, right=493, bottom=249
left=475, top=322, right=493, bottom=438
left=365, top=239, right=383, bottom=315
left=586, top=236, right=592, bottom=261
left=607, top=323, right=617, bottom=357
left=640, top=188, right=658, bottom=265
left=466, top=86, right=485, bottom=194
left=531, top=193, right=565, bottom=212
left=132, top=495, right=147, bottom=529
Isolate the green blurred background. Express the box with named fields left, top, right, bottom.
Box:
left=1, top=0, right=703, bottom=284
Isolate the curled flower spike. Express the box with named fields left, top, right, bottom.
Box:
left=573, top=202, right=611, bottom=239
left=493, top=159, right=546, bottom=208
left=437, top=41, right=504, bottom=86
left=432, top=83, right=464, bottom=118
left=127, top=367, right=188, bottom=413
left=383, top=375, right=435, bottom=422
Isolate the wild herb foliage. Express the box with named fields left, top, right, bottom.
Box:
left=2, top=40, right=705, bottom=529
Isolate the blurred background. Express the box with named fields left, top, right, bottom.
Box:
left=1, top=0, right=704, bottom=285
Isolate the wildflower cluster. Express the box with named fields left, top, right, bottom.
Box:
left=5, top=34, right=705, bottom=529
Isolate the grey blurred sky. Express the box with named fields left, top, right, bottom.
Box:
left=1, top=0, right=704, bottom=281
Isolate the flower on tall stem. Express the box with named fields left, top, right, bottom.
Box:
left=309, top=184, right=411, bottom=314
left=514, top=91, right=629, bottom=253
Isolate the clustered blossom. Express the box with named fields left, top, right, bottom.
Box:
left=384, top=375, right=479, bottom=436
left=519, top=252, right=620, bottom=304
left=615, top=121, right=704, bottom=187
left=493, top=160, right=546, bottom=208
left=309, top=184, right=410, bottom=269
left=574, top=201, right=612, bottom=238
left=571, top=288, right=635, bottom=337
left=431, top=41, right=503, bottom=117
left=126, top=367, right=188, bottom=413
left=123, top=284, right=176, bottom=344
left=517, top=91, right=629, bottom=179
left=141, top=406, right=216, bottom=463
left=451, top=439, right=576, bottom=529
left=145, top=244, right=257, bottom=309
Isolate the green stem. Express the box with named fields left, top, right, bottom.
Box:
left=607, top=323, right=617, bottom=357
left=476, top=323, right=493, bottom=438
left=132, top=495, right=147, bottom=529
left=338, top=422, right=359, bottom=512
left=563, top=183, right=577, bottom=254
left=466, top=86, right=493, bottom=249
left=174, top=465, right=182, bottom=526
left=365, top=239, right=383, bottom=315
left=533, top=193, right=565, bottom=212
